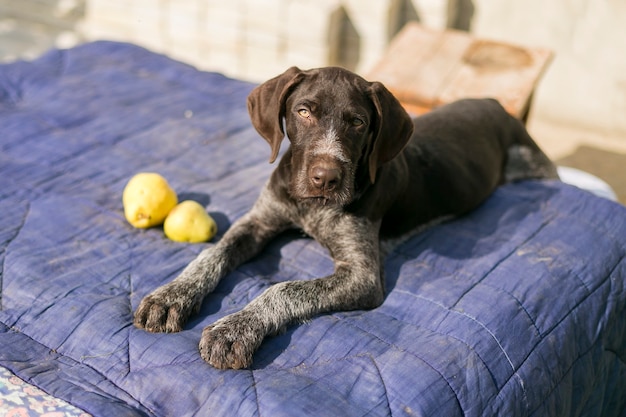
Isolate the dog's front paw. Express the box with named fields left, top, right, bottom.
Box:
left=199, top=312, right=265, bottom=370
left=134, top=282, right=202, bottom=333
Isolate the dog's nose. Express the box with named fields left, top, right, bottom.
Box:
left=310, top=165, right=341, bottom=190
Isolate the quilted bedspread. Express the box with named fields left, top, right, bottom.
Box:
left=0, top=42, right=625, bottom=417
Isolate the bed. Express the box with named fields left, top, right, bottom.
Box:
left=0, top=41, right=624, bottom=417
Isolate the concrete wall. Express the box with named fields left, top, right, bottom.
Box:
left=79, top=0, right=452, bottom=82
left=0, top=0, right=85, bottom=61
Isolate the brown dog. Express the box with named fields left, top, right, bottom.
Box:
left=134, top=66, right=558, bottom=369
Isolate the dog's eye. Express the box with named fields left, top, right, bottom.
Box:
left=298, top=109, right=310, bottom=118
left=352, top=117, right=364, bottom=126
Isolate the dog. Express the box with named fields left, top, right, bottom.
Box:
left=133, top=66, right=559, bottom=369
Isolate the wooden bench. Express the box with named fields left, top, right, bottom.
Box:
left=367, top=22, right=553, bottom=122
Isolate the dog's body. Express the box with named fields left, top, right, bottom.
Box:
left=134, top=67, right=558, bottom=369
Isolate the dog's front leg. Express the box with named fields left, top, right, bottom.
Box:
left=133, top=188, right=290, bottom=333
left=199, top=217, right=383, bottom=369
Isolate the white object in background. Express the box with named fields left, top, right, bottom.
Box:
left=557, top=166, right=618, bottom=201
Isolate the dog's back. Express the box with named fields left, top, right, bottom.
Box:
left=377, top=98, right=558, bottom=237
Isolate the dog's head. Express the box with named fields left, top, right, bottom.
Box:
left=247, top=66, right=413, bottom=206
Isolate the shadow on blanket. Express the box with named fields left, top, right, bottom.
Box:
left=385, top=184, right=560, bottom=294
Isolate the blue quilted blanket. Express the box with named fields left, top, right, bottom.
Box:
left=1, top=42, right=625, bottom=417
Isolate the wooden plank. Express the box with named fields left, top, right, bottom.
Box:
left=367, top=23, right=472, bottom=109
left=366, top=22, right=553, bottom=120
left=437, top=39, right=553, bottom=119
left=366, top=24, right=439, bottom=107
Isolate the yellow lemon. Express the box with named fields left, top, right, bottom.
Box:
left=123, top=172, right=178, bottom=228
left=164, top=200, right=218, bottom=243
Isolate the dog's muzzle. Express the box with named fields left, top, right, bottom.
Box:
left=293, top=156, right=350, bottom=206
left=309, top=162, right=341, bottom=192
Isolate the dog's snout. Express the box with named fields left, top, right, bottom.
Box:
left=310, top=164, right=341, bottom=190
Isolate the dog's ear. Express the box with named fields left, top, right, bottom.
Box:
left=367, top=82, right=414, bottom=183
left=247, top=66, right=304, bottom=163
